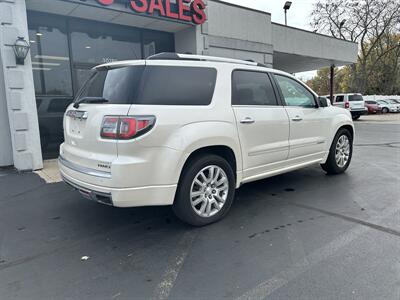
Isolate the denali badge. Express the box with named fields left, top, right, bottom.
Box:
left=66, top=110, right=88, bottom=120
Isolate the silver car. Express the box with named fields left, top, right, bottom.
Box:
left=376, top=100, right=400, bottom=113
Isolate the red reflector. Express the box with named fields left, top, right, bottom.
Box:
left=119, top=117, right=137, bottom=139
left=345, top=102, right=350, bottom=109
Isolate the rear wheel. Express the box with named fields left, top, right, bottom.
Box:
left=321, top=128, right=353, bottom=175
left=173, top=154, right=235, bottom=226
left=352, top=115, right=360, bottom=120
left=382, top=107, right=389, bottom=114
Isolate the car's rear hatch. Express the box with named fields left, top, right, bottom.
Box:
left=61, top=61, right=145, bottom=174
left=348, top=94, right=365, bottom=110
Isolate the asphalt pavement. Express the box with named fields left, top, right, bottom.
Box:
left=0, top=122, right=399, bottom=300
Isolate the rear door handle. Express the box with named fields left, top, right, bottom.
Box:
left=240, top=117, right=255, bottom=124
left=292, top=116, right=303, bottom=122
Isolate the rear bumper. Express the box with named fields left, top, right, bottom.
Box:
left=59, top=157, right=177, bottom=207
left=350, top=109, right=368, bottom=116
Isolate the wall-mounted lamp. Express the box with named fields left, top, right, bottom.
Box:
left=13, top=37, right=30, bottom=65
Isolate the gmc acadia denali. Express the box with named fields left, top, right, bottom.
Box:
left=59, top=53, right=354, bottom=226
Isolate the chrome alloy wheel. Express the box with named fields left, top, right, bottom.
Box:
left=335, top=135, right=350, bottom=168
left=190, top=165, right=229, bottom=218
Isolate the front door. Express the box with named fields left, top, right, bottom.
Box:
left=273, top=74, right=329, bottom=162
left=231, top=70, right=290, bottom=181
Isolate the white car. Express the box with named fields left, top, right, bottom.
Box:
left=59, top=53, right=354, bottom=226
left=376, top=100, right=400, bottom=113
left=326, top=93, right=368, bottom=120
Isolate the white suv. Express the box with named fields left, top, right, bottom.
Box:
left=59, top=53, right=354, bottom=226
left=326, top=93, right=368, bottom=120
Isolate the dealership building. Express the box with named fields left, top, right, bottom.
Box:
left=0, top=0, right=358, bottom=170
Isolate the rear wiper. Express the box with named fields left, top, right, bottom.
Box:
left=73, top=97, right=108, bottom=108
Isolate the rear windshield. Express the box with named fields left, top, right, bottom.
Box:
left=349, top=94, right=364, bottom=101
left=76, top=65, right=217, bottom=106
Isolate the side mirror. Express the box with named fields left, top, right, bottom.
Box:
left=318, top=97, right=329, bottom=107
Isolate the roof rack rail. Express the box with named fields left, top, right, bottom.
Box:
left=147, top=52, right=267, bottom=67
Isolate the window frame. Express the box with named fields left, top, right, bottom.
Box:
left=271, top=73, right=318, bottom=109
left=231, top=69, right=283, bottom=107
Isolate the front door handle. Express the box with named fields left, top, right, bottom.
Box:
left=240, top=117, right=255, bottom=124
left=292, top=116, right=303, bottom=122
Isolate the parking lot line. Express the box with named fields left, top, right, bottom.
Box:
left=150, top=230, right=198, bottom=300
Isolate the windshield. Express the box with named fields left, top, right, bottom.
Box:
left=349, top=94, right=364, bottom=101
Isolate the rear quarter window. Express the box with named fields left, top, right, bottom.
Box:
left=137, top=66, right=217, bottom=105
left=76, top=65, right=217, bottom=106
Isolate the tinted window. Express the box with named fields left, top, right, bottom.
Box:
left=77, top=66, right=145, bottom=105
left=335, top=96, right=344, bottom=102
left=48, top=98, right=72, bottom=113
left=365, top=101, right=376, bottom=104
left=70, top=20, right=142, bottom=66
left=232, top=71, right=277, bottom=106
left=275, top=75, right=315, bottom=107
left=77, top=66, right=217, bottom=106
left=28, top=13, right=73, bottom=96
left=349, top=94, right=363, bottom=101
left=137, top=66, right=216, bottom=105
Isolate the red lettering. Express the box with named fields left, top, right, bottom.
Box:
left=131, top=0, right=148, bottom=13
left=178, top=0, right=192, bottom=22
left=165, top=0, right=179, bottom=19
left=191, top=0, right=206, bottom=24
left=149, top=0, right=166, bottom=16
left=97, top=0, right=114, bottom=5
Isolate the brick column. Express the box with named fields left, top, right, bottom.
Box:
left=0, top=0, right=43, bottom=170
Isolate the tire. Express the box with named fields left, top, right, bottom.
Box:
left=382, top=107, right=389, bottom=114
left=173, top=154, right=236, bottom=226
left=352, top=115, right=360, bottom=120
left=321, top=128, right=353, bottom=175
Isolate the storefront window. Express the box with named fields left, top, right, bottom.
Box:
left=143, top=31, right=175, bottom=58
left=70, top=20, right=143, bottom=91
left=28, top=14, right=73, bottom=96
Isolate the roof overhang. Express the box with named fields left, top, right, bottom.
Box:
left=272, top=23, right=358, bottom=73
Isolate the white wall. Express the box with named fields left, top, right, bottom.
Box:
left=0, top=49, right=13, bottom=166
left=0, top=0, right=43, bottom=170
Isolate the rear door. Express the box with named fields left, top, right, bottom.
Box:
left=348, top=94, right=365, bottom=111
left=62, top=62, right=145, bottom=171
left=231, top=70, right=290, bottom=180
left=273, top=74, right=329, bottom=161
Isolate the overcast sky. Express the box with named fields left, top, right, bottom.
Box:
left=222, top=0, right=318, bottom=79
left=222, top=0, right=315, bottom=29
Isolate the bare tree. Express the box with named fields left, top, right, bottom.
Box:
left=311, top=0, right=400, bottom=93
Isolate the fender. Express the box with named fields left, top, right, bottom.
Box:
left=168, top=121, right=243, bottom=188
left=322, top=110, right=354, bottom=162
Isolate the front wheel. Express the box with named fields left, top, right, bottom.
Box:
left=352, top=115, right=361, bottom=120
left=173, top=154, right=236, bottom=226
left=321, top=128, right=353, bottom=175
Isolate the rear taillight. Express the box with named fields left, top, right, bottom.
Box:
left=344, top=102, right=350, bottom=109
left=101, top=116, right=155, bottom=140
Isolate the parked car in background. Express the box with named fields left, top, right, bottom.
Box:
left=376, top=100, right=400, bottom=113
left=364, top=100, right=382, bottom=114
left=59, top=53, right=354, bottom=226
left=389, top=99, right=400, bottom=104
left=325, top=93, right=368, bottom=120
